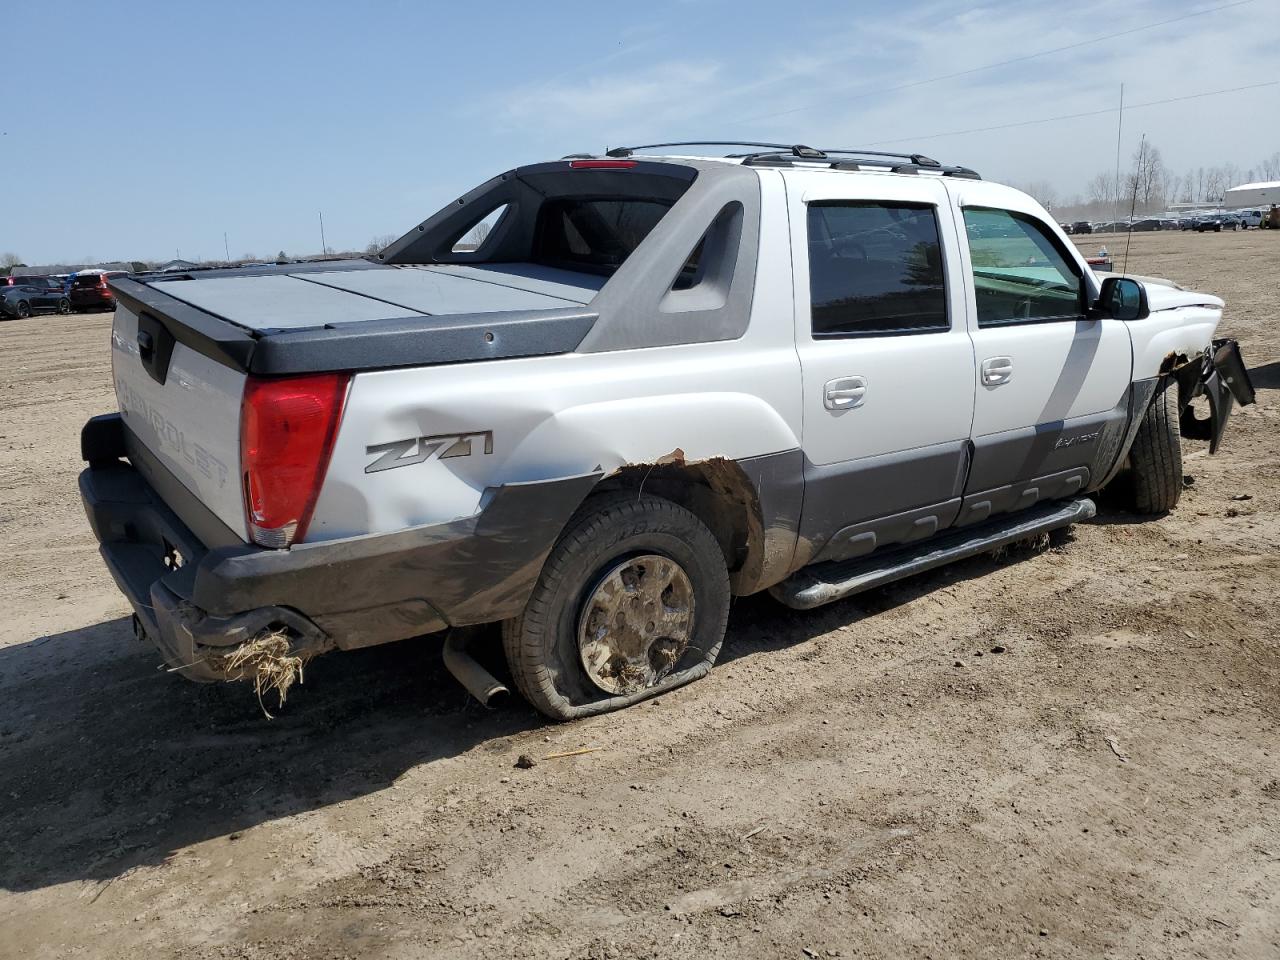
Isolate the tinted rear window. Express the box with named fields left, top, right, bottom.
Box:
left=532, top=198, right=672, bottom=274
left=72, top=275, right=104, bottom=287
left=807, top=202, right=948, bottom=337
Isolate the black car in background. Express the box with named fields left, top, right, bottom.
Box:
left=1195, top=214, right=1242, bottom=232
left=1071, top=221, right=1093, bottom=234
left=0, top=277, right=70, bottom=319
left=67, top=270, right=128, bottom=312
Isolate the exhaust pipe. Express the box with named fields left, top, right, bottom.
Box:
left=442, top=628, right=510, bottom=706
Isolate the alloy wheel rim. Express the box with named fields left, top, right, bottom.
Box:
left=577, top=554, right=695, bottom=695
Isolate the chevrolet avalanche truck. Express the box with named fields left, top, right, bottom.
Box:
left=79, top=141, right=1255, bottom=719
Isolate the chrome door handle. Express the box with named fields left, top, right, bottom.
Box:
left=824, top=375, right=867, bottom=410
left=981, top=357, right=1013, bottom=386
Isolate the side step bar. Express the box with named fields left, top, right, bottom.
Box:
left=771, top=497, right=1096, bottom=611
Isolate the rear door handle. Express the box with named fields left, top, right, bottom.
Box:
left=981, top=356, right=1013, bottom=386
left=824, top=375, right=867, bottom=410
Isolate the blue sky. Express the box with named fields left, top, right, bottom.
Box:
left=3, top=0, right=1276, bottom=265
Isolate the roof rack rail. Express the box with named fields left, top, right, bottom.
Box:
left=745, top=151, right=981, bottom=180
left=604, top=141, right=813, bottom=158
left=599, top=142, right=979, bottom=179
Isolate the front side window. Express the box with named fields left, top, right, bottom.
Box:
left=963, top=207, right=1084, bottom=326
left=807, top=202, right=948, bottom=337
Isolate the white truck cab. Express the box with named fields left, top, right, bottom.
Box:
left=79, top=142, right=1255, bottom=718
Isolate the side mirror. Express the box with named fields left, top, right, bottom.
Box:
left=1095, top=275, right=1149, bottom=321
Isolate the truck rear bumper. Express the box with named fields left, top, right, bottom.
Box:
left=79, top=414, right=599, bottom=681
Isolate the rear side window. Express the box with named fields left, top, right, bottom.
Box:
left=962, top=207, right=1084, bottom=326
left=533, top=198, right=672, bottom=275
left=807, top=202, right=948, bottom=337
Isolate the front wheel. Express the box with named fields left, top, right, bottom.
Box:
left=1127, top=380, right=1183, bottom=514
left=502, top=492, right=730, bottom=720
left=57, top=298, right=71, bottom=314
left=15, top=301, right=31, bottom=318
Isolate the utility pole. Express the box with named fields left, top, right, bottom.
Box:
left=319, top=211, right=328, bottom=256
left=223, top=232, right=230, bottom=262
left=1112, top=82, right=1124, bottom=232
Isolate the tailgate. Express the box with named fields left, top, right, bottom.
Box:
left=112, top=304, right=249, bottom=541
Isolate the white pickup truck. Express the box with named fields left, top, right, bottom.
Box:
left=79, top=142, right=1254, bottom=718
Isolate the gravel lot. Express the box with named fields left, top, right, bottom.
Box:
left=1, top=230, right=1277, bottom=959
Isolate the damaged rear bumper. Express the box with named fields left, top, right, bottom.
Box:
left=1176, top=338, right=1256, bottom=453
left=79, top=414, right=599, bottom=681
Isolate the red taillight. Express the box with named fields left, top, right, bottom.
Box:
left=240, top=373, right=349, bottom=548
left=568, top=159, right=637, bottom=169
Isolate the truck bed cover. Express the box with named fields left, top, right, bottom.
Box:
left=109, top=262, right=601, bottom=375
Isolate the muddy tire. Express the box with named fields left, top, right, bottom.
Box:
left=1128, top=381, right=1183, bottom=514
left=502, top=491, right=730, bottom=720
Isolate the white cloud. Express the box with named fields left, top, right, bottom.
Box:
left=477, top=0, right=1278, bottom=198
left=498, top=60, right=724, bottom=143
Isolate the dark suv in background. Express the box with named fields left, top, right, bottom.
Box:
left=67, top=271, right=128, bottom=312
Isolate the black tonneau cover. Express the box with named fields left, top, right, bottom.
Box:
left=109, top=262, right=599, bottom=375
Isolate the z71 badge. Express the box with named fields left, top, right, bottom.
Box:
left=365, top=431, right=493, bottom=474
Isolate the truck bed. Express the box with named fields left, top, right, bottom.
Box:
left=109, top=260, right=603, bottom=377
left=145, top=262, right=605, bottom=333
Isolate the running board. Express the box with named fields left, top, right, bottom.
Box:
left=771, top=497, right=1096, bottom=611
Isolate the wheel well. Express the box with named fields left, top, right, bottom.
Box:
left=588, top=458, right=763, bottom=591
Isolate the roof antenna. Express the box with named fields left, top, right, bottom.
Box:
left=1122, top=133, right=1144, bottom=277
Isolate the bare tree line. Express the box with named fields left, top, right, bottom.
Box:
left=1017, top=145, right=1279, bottom=221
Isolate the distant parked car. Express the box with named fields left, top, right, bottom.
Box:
left=67, top=270, right=128, bottom=312
left=1071, top=221, right=1093, bottom=235
left=1195, top=214, right=1241, bottom=233
left=1130, top=218, right=1161, bottom=232
left=1059, top=222, right=1073, bottom=234
left=1235, top=209, right=1263, bottom=229
left=1179, top=217, right=1198, bottom=231
left=0, top=277, right=70, bottom=319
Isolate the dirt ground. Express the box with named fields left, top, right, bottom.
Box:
left=1, top=230, right=1278, bottom=960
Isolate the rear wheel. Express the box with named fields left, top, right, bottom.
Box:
left=16, top=301, right=30, bottom=319
left=1128, top=380, right=1183, bottom=514
left=502, top=492, right=730, bottom=720
left=57, top=298, right=71, bottom=315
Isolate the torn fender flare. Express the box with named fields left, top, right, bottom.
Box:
left=1213, top=338, right=1256, bottom=408
left=1177, top=338, right=1255, bottom=454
